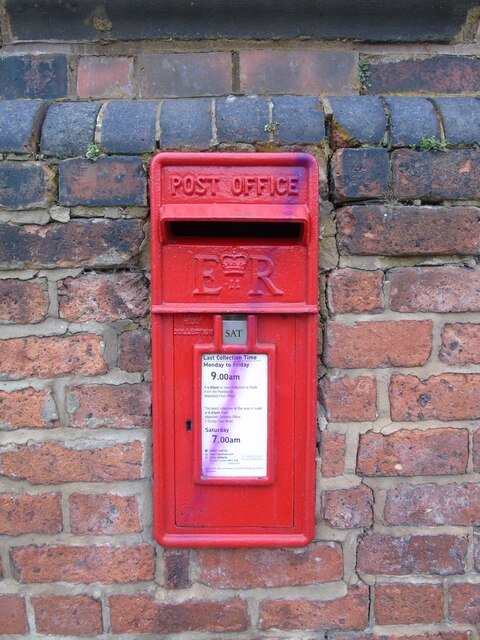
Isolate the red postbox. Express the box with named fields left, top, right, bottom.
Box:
left=150, top=152, right=318, bottom=547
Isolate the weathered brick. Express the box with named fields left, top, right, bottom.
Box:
left=385, top=97, right=440, bottom=147
left=100, top=100, right=157, bottom=154
left=40, top=102, right=101, bottom=157
left=77, top=57, right=133, bottom=99
left=0, top=595, right=28, bottom=634
left=0, top=219, right=144, bottom=269
left=0, top=100, right=47, bottom=153
left=0, top=440, right=143, bottom=484
left=0, top=278, right=49, bottom=324
left=164, top=549, right=191, bottom=589
left=0, top=388, right=58, bottom=430
left=0, top=55, right=67, bottom=99
left=59, top=157, right=146, bottom=206
left=319, top=376, right=377, bottom=422
left=433, top=97, right=480, bottom=146
left=319, top=432, right=345, bottom=478
left=216, top=96, right=269, bottom=143
left=338, top=206, right=480, bottom=256
left=329, top=96, right=386, bottom=148
left=474, top=430, right=480, bottom=473
left=12, top=543, right=154, bottom=584
left=66, top=383, right=151, bottom=429
left=118, top=329, right=151, bottom=372
left=374, top=583, right=443, bottom=625
left=69, top=493, right=142, bottom=535
left=324, top=321, right=432, bottom=369
left=357, top=428, right=468, bottom=476
left=240, top=51, right=358, bottom=95
left=0, top=162, right=53, bottom=209
left=160, top=98, right=212, bottom=149
left=390, top=374, right=480, bottom=422
left=58, top=272, right=149, bottom=322
left=197, top=543, right=343, bottom=588
left=332, top=148, right=390, bottom=202
left=474, top=532, right=480, bottom=571
left=440, top=323, right=480, bottom=365
left=357, top=534, right=467, bottom=576
left=384, top=483, right=480, bottom=526
left=448, top=583, right=480, bottom=624
left=109, top=595, right=249, bottom=633
left=271, top=96, right=325, bottom=144
left=0, top=493, right=62, bottom=535
left=322, top=484, right=373, bottom=529
left=139, top=52, right=231, bottom=97
left=32, top=595, right=103, bottom=636
left=327, top=269, right=384, bottom=313
left=330, top=632, right=469, bottom=640
left=366, top=56, right=480, bottom=94
left=0, top=335, right=106, bottom=380
left=392, top=149, right=480, bottom=201
left=259, top=584, right=369, bottom=631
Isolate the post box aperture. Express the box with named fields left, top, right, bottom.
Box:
left=150, top=152, right=318, bottom=547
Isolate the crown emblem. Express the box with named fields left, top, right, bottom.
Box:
left=220, top=250, right=248, bottom=276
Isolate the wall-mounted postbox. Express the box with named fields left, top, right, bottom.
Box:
left=150, top=152, right=318, bottom=547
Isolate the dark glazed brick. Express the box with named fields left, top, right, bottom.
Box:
left=101, top=101, right=158, bottom=154
left=271, top=96, right=325, bottom=144
left=392, top=149, right=480, bottom=201
left=0, top=162, right=53, bottom=210
left=0, top=55, right=68, bottom=99
left=0, top=101, right=47, bottom=153
left=160, top=98, right=212, bottom=149
left=385, top=97, right=440, bottom=147
left=332, top=148, right=390, bottom=203
left=40, top=102, right=101, bottom=157
left=433, top=98, right=480, bottom=146
left=0, top=219, right=144, bottom=269
left=139, top=52, right=231, bottom=98
left=329, top=96, right=386, bottom=148
left=59, top=157, right=146, bottom=206
left=216, top=97, right=269, bottom=143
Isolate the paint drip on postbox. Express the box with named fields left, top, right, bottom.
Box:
left=150, top=152, right=318, bottom=547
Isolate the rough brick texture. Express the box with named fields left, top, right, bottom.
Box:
left=448, top=583, right=480, bottom=624
left=0, top=595, right=28, bottom=634
left=327, top=269, right=384, bottom=313
left=0, top=388, right=58, bottom=429
left=0, top=278, right=49, bottom=324
left=319, top=432, right=346, bottom=477
left=320, top=375, right=377, bottom=422
left=374, top=583, right=444, bottom=625
left=164, top=549, right=191, bottom=589
left=118, top=329, right=151, bottom=372
left=322, top=484, right=374, bottom=529
left=0, top=493, right=62, bottom=535
left=332, top=148, right=390, bottom=202
left=0, top=162, right=53, bottom=209
left=440, top=323, right=480, bottom=364
left=77, top=56, right=133, bottom=98
left=32, top=595, right=103, bottom=636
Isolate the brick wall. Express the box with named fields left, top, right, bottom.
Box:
left=1, top=26, right=480, bottom=639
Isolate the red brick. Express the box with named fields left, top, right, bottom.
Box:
left=139, top=52, right=231, bottom=97
left=32, top=595, right=103, bottom=636
left=331, top=633, right=469, bottom=640
left=0, top=595, right=27, bottom=634
left=12, top=543, right=154, bottom=584
left=0, top=493, right=62, bottom=535
left=324, top=320, right=432, bottom=369
left=164, top=549, right=191, bottom=589
left=259, top=584, right=369, bottom=631
left=109, top=595, right=249, bottom=633
left=390, top=266, right=480, bottom=313
left=327, top=269, right=384, bottom=313
left=448, top=583, right=480, bottom=624
left=332, top=148, right=390, bottom=203
left=58, top=272, right=149, bottom=322
left=337, top=205, right=480, bottom=256
left=357, top=428, right=468, bottom=476
left=392, top=149, right=480, bottom=201
left=374, top=583, right=443, bottom=625
left=197, top=543, right=343, bottom=588
left=0, top=335, right=106, bottom=379
left=240, top=50, right=358, bottom=94
left=69, top=493, right=142, bottom=535
left=390, top=374, right=480, bottom=422
left=440, top=323, right=480, bottom=365
left=323, top=485, right=373, bottom=529
left=66, top=383, right=151, bottom=429
left=118, top=329, right=151, bottom=372
left=474, top=430, right=480, bottom=473
left=367, top=56, right=480, bottom=94
left=357, top=534, right=467, bottom=576
left=384, top=482, right=480, bottom=526
left=77, top=56, right=133, bottom=98
left=0, top=440, right=143, bottom=484
left=319, top=432, right=346, bottom=477
left=475, top=533, right=480, bottom=571
left=320, top=376, right=377, bottom=422
left=0, top=219, right=144, bottom=269
left=0, top=388, right=58, bottom=429
left=0, top=278, right=49, bottom=323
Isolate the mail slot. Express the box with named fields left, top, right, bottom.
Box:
left=150, top=152, right=318, bottom=547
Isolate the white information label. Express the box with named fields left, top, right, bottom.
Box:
left=201, top=353, right=268, bottom=478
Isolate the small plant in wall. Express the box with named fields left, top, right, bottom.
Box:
left=264, top=122, right=280, bottom=135
left=413, top=137, right=449, bottom=152
left=85, top=143, right=101, bottom=161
